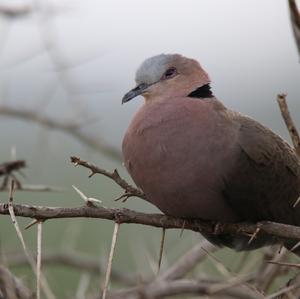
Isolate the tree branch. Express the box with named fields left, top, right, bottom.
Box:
left=277, top=94, right=300, bottom=157
left=3, top=251, right=137, bottom=285
left=70, top=156, right=145, bottom=200
left=109, top=278, right=262, bottom=299
left=1, top=203, right=300, bottom=243
left=0, top=265, right=33, bottom=299
left=0, top=106, right=122, bottom=161
left=288, top=0, right=300, bottom=59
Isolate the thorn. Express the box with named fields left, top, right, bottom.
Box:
left=157, top=228, right=166, bottom=274
left=87, top=197, right=102, bottom=204
left=290, top=240, right=300, bottom=252
left=248, top=227, right=261, bottom=245
left=72, top=185, right=88, bottom=201
left=88, top=172, right=95, bottom=178
left=293, top=196, right=300, bottom=208
left=180, top=220, right=186, bottom=238
left=9, top=180, right=15, bottom=202
left=113, top=169, right=120, bottom=177
left=114, top=193, right=130, bottom=202
left=72, top=185, right=102, bottom=206
left=25, top=219, right=44, bottom=229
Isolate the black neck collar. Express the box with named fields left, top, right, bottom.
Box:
left=188, top=84, right=213, bottom=99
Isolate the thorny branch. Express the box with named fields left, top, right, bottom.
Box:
left=71, top=156, right=145, bottom=200
left=0, top=94, right=298, bottom=299
left=289, top=0, right=300, bottom=58
left=0, top=159, right=61, bottom=192
left=0, top=159, right=26, bottom=190
left=277, top=94, right=300, bottom=157
left=0, top=160, right=26, bottom=176
left=0, top=202, right=300, bottom=243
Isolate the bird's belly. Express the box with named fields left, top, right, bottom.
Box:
left=123, top=119, right=240, bottom=222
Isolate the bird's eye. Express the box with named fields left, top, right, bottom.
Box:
left=161, top=67, right=177, bottom=80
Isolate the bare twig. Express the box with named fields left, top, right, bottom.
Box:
left=157, top=228, right=166, bottom=273
left=0, top=184, right=63, bottom=192
left=3, top=250, right=136, bottom=285
left=0, top=265, right=33, bottom=299
left=256, top=248, right=288, bottom=291
left=277, top=94, right=300, bottom=157
left=0, top=106, right=121, bottom=161
left=266, top=261, right=300, bottom=269
left=71, top=156, right=145, bottom=199
left=0, top=159, right=61, bottom=192
left=7, top=181, right=56, bottom=299
left=0, top=4, right=32, bottom=19
left=288, top=0, right=300, bottom=58
left=160, top=239, right=216, bottom=281
left=0, top=160, right=25, bottom=176
left=102, top=222, right=120, bottom=299
left=201, top=246, right=231, bottom=277
left=266, top=284, right=298, bottom=299
left=37, top=221, right=43, bottom=299
left=110, top=278, right=264, bottom=299
left=76, top=273, right=91, bottom=299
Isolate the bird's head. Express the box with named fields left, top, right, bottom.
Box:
left=122, top=54, right=211, bottom=104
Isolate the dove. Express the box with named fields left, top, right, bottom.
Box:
left=122, top=54, right=300, bottom=252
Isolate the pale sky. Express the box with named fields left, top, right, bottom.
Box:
left=0, top=0, right=299, bottom=163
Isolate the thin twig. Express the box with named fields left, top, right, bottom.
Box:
left=201, top=246, right=231, bottom=277
left=160, top=239, right=216, bottom=281
left=0, top=4, right=32, bottom=18
left=70, top=156, right=145, bottom=199
left=76, top=273, right=91, bottom=299
left=37, top=221, right=43, bottom=299
left=7, top=181, right=56, bottom=299
left=0, top=265, right=33, bottom=299
left=266, top=261, right=300, bottom=269
left=102, top=222, right=120, bottom=299
left=0, top=184, right=63, bottom=192
left=157, top=228, right=166, bottom=274
left=0, top=106, right=121, bottom=161
left=110, top=278, right=264, bottom=299
left=277, top=94, right=300, bottom=157
left=266, top=284, right=298, bottom=299
left=256, top=248, right=288, bottom=291
left=288, top=0, right=300, bottom=58
left=3, top=250, right=136, bottom=285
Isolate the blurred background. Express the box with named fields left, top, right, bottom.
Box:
left=0, top=0, right=299, bottom=297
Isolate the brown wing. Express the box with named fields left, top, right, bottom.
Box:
left=222, top=113, right=300, bottom=226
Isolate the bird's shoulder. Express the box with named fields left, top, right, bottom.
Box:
left=231, top=111, right=300, bottom=177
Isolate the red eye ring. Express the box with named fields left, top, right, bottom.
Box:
left=161, top=67, right=177, bottom=80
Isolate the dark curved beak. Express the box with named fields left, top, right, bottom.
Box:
left=122, top=83, right=150, bottom=104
